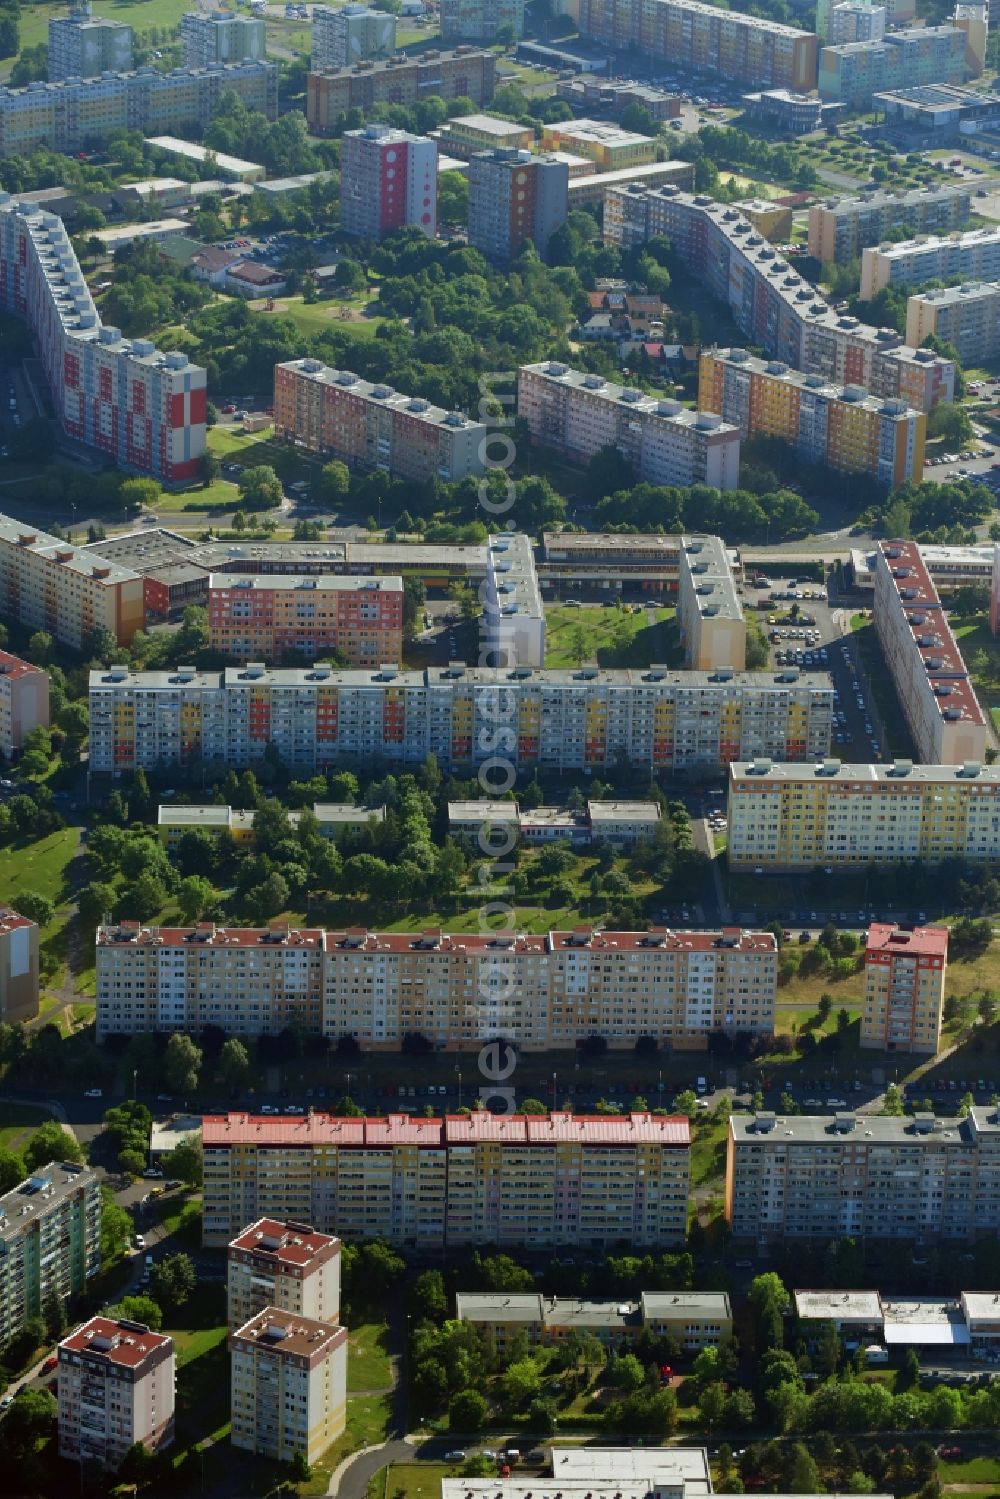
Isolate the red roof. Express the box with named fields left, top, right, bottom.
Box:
left=60, top=1316, right=171, bottom=1369
left=204, top=1111, right=691, bottom=1148
left=229, top=1217, right=340, bottom=1265
left=98, top=922, right=324, bottom=950
left=324, top=927, right=775, bottom=956
left=0, top=650, right=43, bottom=682
left=878, top=541, right=985, bottom=728
left=866, top=922, right=949, bottom=958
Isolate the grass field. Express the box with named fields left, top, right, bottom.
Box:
left=0, top=827, right=79, bottom=982
left=302, top=1394, right=393, bottom=1497
left=252, top=294, right=386, bottom=341
left=545, top=604, right=681, bottom=669
left=375, top=1464, right=467, bottom=1499
left=940, top=1457, right=1000, bottom=1486
left=347, top=1320, right=394, bottom=1393
left=0, top=1101, right=51, bottom=1153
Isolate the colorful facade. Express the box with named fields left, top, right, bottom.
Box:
left=808, top=184, right=970, bottom=265
left=227, top=1219, right=341, bottom=1331
left=862, top=921, right=948, bottom=1054
left=468, top=149, right=569, bottom=263
left=230, top=1310, right=347, bottom=1466
left=539, top=119, right=655, bottom=171
left=89, top=661, right=835, bottom=776
left=906, top=281, right=1000, bottom=367
left=207, top=574, right=404, bottom=665
left=0, top=1163, right=101, bottom=1345
left=819, top=25, right=968, bottom=109
left=340, top=124, right=437, bottom=240
left=0, top=513, right=144, bottom=648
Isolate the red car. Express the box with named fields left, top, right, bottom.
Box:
left=221, top=404, right=237, bottom=414
left=41, top=1355, right=57, bottom=1373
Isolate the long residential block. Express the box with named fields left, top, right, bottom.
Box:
left=605, top=187, right=955, bottom=414
left=202, top=1111, right=692, bottom=1249
left=726, top=1106, right=1000, bottom=1241
left=0, top=1163, right=101, bottom=1344
left=677, top=534, right=746, bottom=672
left=518, top=362, right=741, bottom=492
left=306, top=48, right=496, bottom=133
left=0, top=198, right=206, bottom=483
left=484, top=531, right=545, bottom=669
left=808, top=185, right=971, bottom=265
left=0, top=514, right=144, bottom=649
left=727, top=757, right=1000, bottom=870
left=206, top=574, right=404, bottom=666
left=274, top=359, right=486, bottom=482
left=698, top=348, right=925, bottom=489
left=906, top=280, right=1000, bottom=366
left=861, top=224, right=1000, bottom=300
left=874, top=538, right=986, bottom=764
left=89, top=661, right=834, bottom=776
left=819, top=26, right=968, bottom=110
left=578, top=0, right=818, bottom=90
left=0, top=61, right=277, bottom=156
left=863, top=920, right=948, bottom=1055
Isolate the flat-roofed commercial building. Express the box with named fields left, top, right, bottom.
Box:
left=322, top=924, right=777, bottom=1052
left=727, top=758, right=1000, bottom=870
left=90, top=662, right=834, bottom=776
left=906, top=281, right=1000, bottom=365
left=227, top=1218, right=341, bottom=1330
left=156, top=802, right=385, bottom=847
left=230, top=1309, right=347, bottom=1465
left=578, top=0, right=817, bottom=89
left=539, top=119, right=655, bottom=170
left=95, top=921, right=326, bottom=1040
left=874, top=81, right=1000, bottom=136
left=274, top=359, right=486, bottom=483
left=311, top=4, right=396, bottom=68
left=862, top=921, right=948, bottom=1054
left=874, top=539, right=986, bottom=764
left=605, top=188, right=955, bottom=414
left=0, top=1163, right=101, bottom=1343
left=437, top=112, right=533, bottom=157
left=0, top=200, right=206, bottom=485
left=455, top=1291, right=732, bottom=1350
left=808, top=185, right=970, bottom=265
left=202, top=1111, right=691, bottom=1249
left=58, top=1317, right=174, bottom=1468
left=698, top=348, right=925, bottom=488
left=861, top=224, right=1000, bottom=299
left=448, top=798, right=660, bottom=845
left=557, top=78, right=682, bottom=121
left=307, top=49, right=496, bottom=134
left=519, top=362, right=741, bottom=491
left=677, top=535, right=746, bottom=672
left=444, top=1447, right=715, bottom=1499
left=207, top=574, right=404, bottom=666
left=726, top=1106, right=1000, bottom=1241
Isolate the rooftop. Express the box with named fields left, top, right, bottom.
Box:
left=455, top=1293, right=544, bottom=1322
left=680, top=532, right=744, bottom=624
left=203, top=1111, right=692, bottom=1148
left=0, top=1161, right=97, bottom=1234
left=795, top=1290, right=884, bottom=1322
left=310, top=46, right=493, bottom=78
left=546, top=117, right=655, bottom=147
left=873, top=225, right=1000, bottom=260
left=231, top=1308, right=346, bottom=1360
left=523, top=361, right=737, bottom=439
left=97, top=920, right=324, bottom=950
left=229, top=1216, right=340, bottom=1267
left=707, top=348, right=919, bottom=420
left=731, top=1107, right=1000, bottom=1144
left=876, top=540, right=985, bottom=728
left=866, top=921, right=949, bottom=957
left=729, top=758, right=1000, bottom=787
left=815, top=182, right=970, bottom=215
left=207, top=572, right=402, bottom=594
left=59, top=1316, right=172, bottom=1370
left=147, top=135, right=264, bottom=174
left=0, top=650, right=44, bottom=682
left=279, top=358, right=484, bottom=435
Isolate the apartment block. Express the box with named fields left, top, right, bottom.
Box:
left=0, top=1163, right=101, bottom=1344
left=875, top=539, right=986, bottom=763
left=306, top=49, right=496, bottom=134
left=677, top=535, right=746, bottom=672
left=341, top=124, right=437, bottom=240
left=180, top=11, right=266, bottom=67
left=449, top=798, right=660, bottom=844
left=0, top=651, right=49, bottom=760
left=58, top=1318, right=175, bottom=1468
left=455, top=1290, right=732, bottom=1351
left=539, top=119, right=655, bottom=171
left=0, top=515, right=144, bottom=650
left=49, top=1, right=132, bottom=80
left=312, top=4, right=396, bottom=67
left=0, top=907, right=40, bottom=1023
left=228, top=1219, right=341, bottom=1330
left=578, top=0, right=818, bottom=90
left=0, top=61, right=278, bottom=156
left=157, top=802, right=385, bottom=846
left=604, top=187, right=955, bottom=414
left=862, top=225, right=1000, bottom=299
left=828, top=1, right=886, bottom=44
left=274, top=359, right=486, bottom=482
left=230, top=1309, right=347, bottom=1466
left=95, top=921, right=326, bottom=1041
left=906, top=281, right=1000, bottom=366
left=484, top=531, right=545, bottom=668
left=441, top=0, right=525, bottom=42
left=323, top=924, right=778, bottom=1052
left=202, top=1112, right=692, bottom=1249
left=207, top=575, right=404, bottom=666
left=698, top=348, right=925, bottom=489
left=0, top=198, right=206, bottom=484
left=726, top=1106, right=1000, bottom=1242
left=518, top=362, right=740, bottom=492
left=89, top=661, right=834, bottom=777
left=862, top=921, right=948, bottom=1054
left=468, top=149, right=568, bottom=264
left=726, top=757, right=1000, bottom=870
left=819, top=26, right=968, bottom=110
left=807, top=185, right=971, bottom=266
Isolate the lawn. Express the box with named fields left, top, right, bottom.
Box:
left=545, top=605, right=682, bottom=669
left=0, top=826, right=79, bottom=984
left=689, top=1114, right=729, bottom=1187
left=156, top=1189, right=203, bottom=1247
left=940, top=1456, right=1000, bottom=1485
left=0, top=1101, right=51, bottom=1153
left=301, top=1394, right=393, bottom=1497
left=347, top=1320, right=394, bottom=1393
left=252, top=294, right=386, bottom=341
left=375, top=1464, right=467, bottom=1499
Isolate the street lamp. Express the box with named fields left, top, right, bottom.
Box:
left=454, top=1061, right=462, bottom=1110
left=132, top=1068, right=138, bottom=1102
left=551, top=1070, right=558, bottom=1108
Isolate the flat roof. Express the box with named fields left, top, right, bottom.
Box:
left=961, top=1292, right=1000, bottom=1320
left=641, top=1291, right=732, bottom=1318
left=147, top=136, right=264, bottom=174
left=872, top=224, right=1000, bottom=261
left=552, top=1447, right=712, bottom=1485
left=229, top=1216, right=339, bottom=1267
left=60, top=1316, right=171, bottom=1369
left=546, top=117, right=655, bottom=147
left=909, top=279, right=1000, bottom=308
left=588, top=800, right=660, bottom=820
left=231, top=1308, right=346, bottom=1360
left=445, top=112, right=531, bottom=135
left=729, top=759, right=1000, bottom=786
left=706, top=348, right=918, bottom=419
left=207, top=572, right=402, bottom=593
left=93, top=218, right=190, bottom=245
left=877, top=540, right=985, bottom=728
left=522, top=362, right=738, bottom=440
left=681, top=533, right=744, bottom=623
left=795, top=1290, right=883, bottom=1322
left=866, top=921, right=949, bottom=957
left=98, top=921, right=324, bottom=950
left=448, top=800, right=518, bottom=821
left=882, top=1299, right=970, bottom=1345
left=149, top=1114, right=202, bottom=1154
left=278, top=359, right=485, bottom=436
left=204, top=1111, right=692, bottom=1148
left=0, top=1161, right=97, bottom=1234
left=730, top=1111, right=980, bottom=1145
left=455, top=1293, right=544, bottom=1321
left=814, top=182, right=970, bottom=216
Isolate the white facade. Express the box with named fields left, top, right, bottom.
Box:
left=484, top=531, right=545, bottom=668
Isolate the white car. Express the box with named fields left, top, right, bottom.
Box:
left=84, top=1087, right=103, bottom=1098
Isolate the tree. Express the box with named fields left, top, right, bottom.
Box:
left=119, top=1147, right=146, bottom=1178
left=238, top=465, right=283, bottom=511
left=699, top=1381, right=726, bottom=1429
left=177, top=875, right=216, bottom=925
left=78, top=880, right=117, bottom=928
left=412, top=1269, right=448, bottom=1323
left=788, top=1445, right=823, bottom=1494
left=318, top=459, right=350, bottom=505
left=100, top=1187, right=134, bottom=1263
left=882, top=1083, right=904, bottom=1116
left=26, top=631, right=52, bottom=666
left=749, top=1272, right=789, bottom=1354
left=164, top=1033, right=203, bottom=1094
left=14, top=890, right=54, bottom=926
left=149, top=1252, right=196, bottom=1314
left=165, top=1134, right=203, bottom=1188
left=111, top=1295, right=163, bottom=1331
left=926, top=401, right=973, bottom=447
left=503, top=1357, right=542, bottom=1407
left=219, top=1038, right=251, bottom=1094
left=449, top=1387, right=487, bottom=1432
left=24, top=1120, right=81, bottom=1173
left=0, top=1388, right=57, bottom=1462
left=0, top=1148, right=24, bottom=1193
left=132, top=872, right=168, bottom=922
left=611, top=1353, right=646, bottom=1392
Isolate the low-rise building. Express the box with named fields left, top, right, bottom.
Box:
left=0, top=1163, right=101, bottom=1344
left=677, top=534, right=746, bottom=671
left=741, top=89, right=830, bottom=134
left=437, top=112, right=534, bottom=158
left=518, top=362, right=740, bottom=491
left=448, top=799, right=660, bottom=845
left=227, top=1218, right=341, bottom=1330
left=540, top=119, right=656, bottom=171
left=156, top=802, right=385, bottom=847
left=226, top=260, right=286, bottom=298
left=58, top=1317, right=175, bottom=1468
left=454, top=1291, right=733, bottom=1350
left=874, top=82, right=1000, bottom=139
left=862, top=921, right=948, bottom=1055
left=556, top=78, right=682, bottom=121
left=147, top=135, right=267, bottom=181
left=727, top=1106, right=1000, bottom=1241
left=567, top=160, right=694, bottom=210
left=727, top=758, right=1000, bottom=870
left=230, top=1309, right=347, bottom=1465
